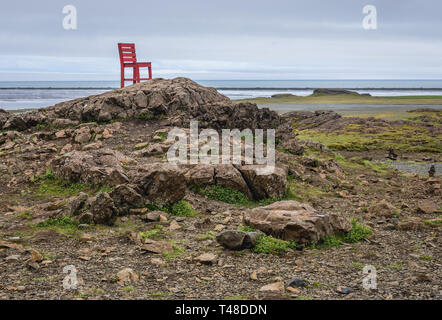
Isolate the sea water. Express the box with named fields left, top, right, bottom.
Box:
left=1, top=79, right=442, bottom=110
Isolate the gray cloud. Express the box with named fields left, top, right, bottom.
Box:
left=0, top=0, right=441, bottom=80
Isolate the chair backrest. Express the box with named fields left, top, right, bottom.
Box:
left=118, top=43, right=137, bottom=64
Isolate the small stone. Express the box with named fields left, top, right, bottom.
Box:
left=194, top=253, right=217, bottom=265
left=259, top=281, right=284, bottom=292
left=150, top=258, right=165, bottom=266
left=135, top=142, right=149, bottom=150
left=129, top=208, right=148, bottom=214
left=294, top=259, right=304, bottom=267
left=250, top=271, right=258, bottom=281
left=5, top=255, right=20, bottom=261
left=30, top=249, right=43, bottom=262
left=116, top=268, right=139, bottom=285
left=286, top=277, right=308, bottom=288
left=141, top=241, right=174, bottom=254
left=102, top=129, right=112, bottom=139
left=286, top=287, right=301, bottom=294
left=214, top=224, right=225, bottom=232
left=417, top=200, right=439, bottom=214
left=55, top=130, right=66, bottom=138
left=79, top=256, right=91, bottom=261
left=336, top=286, right=355, bottom=294
left=142, top=211, right=169, bottom=222
left=169, top=220, right=181, bottom=231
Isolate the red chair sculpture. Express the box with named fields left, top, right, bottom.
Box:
left=118, top=43, right=152, bottom=88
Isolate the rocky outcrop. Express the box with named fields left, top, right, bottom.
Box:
left=0, top=78, right=280, bottom=132
left=184, top=164, right=287, bottom=200
left=89, top=192, right=118, bottom=225
left=238, top=165, right=287, bottom=199
left=243, top=200, right=351, bottom=244
left=49, top=149, right=130, bottom=186
left=109, top=184, right=144, bottom=215
left=134, top=162, right=187, bottom=205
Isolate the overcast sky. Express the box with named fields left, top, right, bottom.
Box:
left=1, top=0, right=441, bottom=81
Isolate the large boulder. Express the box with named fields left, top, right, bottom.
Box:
left=243, top=200, right=351, bottom=244
left=184, top=163, right=287, bottom=200
left=214, top=164, right=253, bottom=199
left=109, top=184, right=144, bottom=215
left=134, top=162, right=186, bottom=205
left=49, top=149, right=130, bottom=186
left=237, top=165, right=287, bottom=200
left=89, top=192, right=118, bottom=225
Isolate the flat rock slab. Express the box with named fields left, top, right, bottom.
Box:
left=243, top=200, right=351, bottom=244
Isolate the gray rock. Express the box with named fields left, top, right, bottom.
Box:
left=216, top=230, right=262, bottom=250
left=286, top=277, right=308, bottom=288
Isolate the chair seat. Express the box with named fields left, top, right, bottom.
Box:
left=123, top=62, right=151, bottom=67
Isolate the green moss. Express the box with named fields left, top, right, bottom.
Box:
left=121, top=286, right=134, bottom=293
left=162, top=244, right=184, bottom=260
left=351, top=262, right=364, bottom=269
left=199, top=185, right=249, bottom=205
left=387, top=262, right=403, bottom=270
left=169, top=200, right=198, bottom=217
left=238, top=225, right=256, bottom=232
left=419, top=255, right=433, bottom=261
left=196, top=231, right=215, bottom=241
left=423, top=218, right=442, bottom=227
left=145, top=200, right=198, bottom=217
left=15, top=210, right=33, bottom=220
left=155, top=132, right=168, bottom=141
left=252, top=235, right=298, bottom=254
left=33, top=216, right=80, bottom=236
left=150, top=291, right=171, bottom=298
left=296, top=124, right=441, bottom=153
left=31, top=169, right=100, bottom=199
left=136, top=113, right=154, bottom=120
left=309, top=219, right=371, bottom=250
left=344, top=219, right=372, bottom=243
left=139, top=229, right=162, bottom=241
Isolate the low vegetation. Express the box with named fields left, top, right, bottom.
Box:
left=309, top=219, right=372, bottom=249
left=252, top=234, right=298, bottom=254
left=145, top=200, right=198, bottom=217
left=296, top=124, right=441, bottom=153
left=33, top=216, right=81, bottom=236
left=199, top=185, right=249, bottom=205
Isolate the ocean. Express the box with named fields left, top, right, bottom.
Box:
left=1, top=80, right=442, bottom=110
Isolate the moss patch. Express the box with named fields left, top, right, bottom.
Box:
left=252, top=234, right=298, bottom=254
left=199, top=185, right=249, bottom=205
left=33, top=216, right=81, bottom=236
left=296, top=124, right=441, bottom=153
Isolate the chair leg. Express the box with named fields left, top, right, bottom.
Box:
left=120, top=66, right=124, bottom=88
left=148, top=66, right=152, bottom=80
left=133, top=66, right=139, bottom=84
